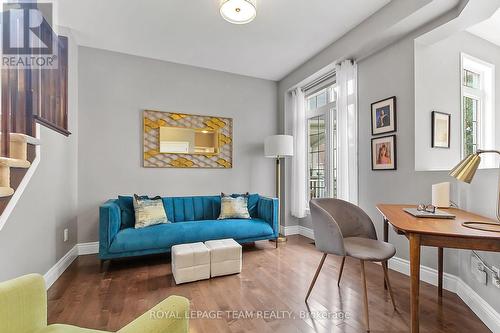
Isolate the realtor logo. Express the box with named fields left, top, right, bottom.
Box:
left=2, top=1, right=58, bottom=68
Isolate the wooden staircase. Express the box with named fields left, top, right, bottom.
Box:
left=0, top=4, right=69, bottom=221
left=0, top=133, right=40, bottom=198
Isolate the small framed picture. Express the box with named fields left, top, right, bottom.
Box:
left=372, top=135, right=397, bottom=170
left=371, top=96, right=396, bottom=135
left=431, top=111, right=451, bottom=148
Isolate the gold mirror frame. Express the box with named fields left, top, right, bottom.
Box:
left=143, top=110, right=233, bottom=168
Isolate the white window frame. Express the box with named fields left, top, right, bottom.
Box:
left=305, top=83, right=337, bottom=200
left=460, top=53, right=495, bottom=168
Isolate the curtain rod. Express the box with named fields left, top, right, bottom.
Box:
left=300, top=59, right=355, bottom=92
left=301, top=70, right=336, bottom=92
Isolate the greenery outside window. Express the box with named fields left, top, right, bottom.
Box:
left=460, top=53, right=495, bottom=167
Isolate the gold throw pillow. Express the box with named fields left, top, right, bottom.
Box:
left=133, top=195, right=169, bottom=228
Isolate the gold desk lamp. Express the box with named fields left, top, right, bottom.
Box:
left=449, top=149, right=500, bottom=232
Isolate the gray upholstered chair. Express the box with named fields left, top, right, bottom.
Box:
left=306, top=198, right=397, bottom=332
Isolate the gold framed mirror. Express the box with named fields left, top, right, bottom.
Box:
left=143, top=110, right=232, bottom=168
left=159, top=126, right=220, bottom=155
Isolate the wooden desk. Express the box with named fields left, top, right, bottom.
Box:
left=377, top=204, right=500, bottom=333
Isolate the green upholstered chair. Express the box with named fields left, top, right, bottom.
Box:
left=0, top=274, right=189, bottom=333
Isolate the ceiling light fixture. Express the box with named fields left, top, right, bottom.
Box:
left=220, top=0, right=257, bottom=25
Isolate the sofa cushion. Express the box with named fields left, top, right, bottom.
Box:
left=117, top=196, right=136, bottom=229
left=231, top=193, right=259, bottom=217
left=109, top=218, right=273, bottom=254
left=117, top=194, right=260, bottom=227
left=133, top=195, right=169, bottom=228
left=218, top=193, right=251, bottom=219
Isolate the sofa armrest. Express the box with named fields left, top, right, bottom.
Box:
left=0, top=274, right=47, bottom=333
left=257, top=196, right=279, bottom=237
left=118, top=295, right=189, bottom=333
left=99, top=200, right=122, bottom=255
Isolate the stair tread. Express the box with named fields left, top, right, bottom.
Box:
left=0, top=157, right=31, bottom=168
left=8, top=133, right=40, bottom=145
left=0, top=186, right=14, bottom=197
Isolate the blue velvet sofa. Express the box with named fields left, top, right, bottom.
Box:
left=99, top=194, right=279, bottom=261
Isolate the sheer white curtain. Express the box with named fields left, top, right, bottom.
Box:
left=336, top=60, right=358, bottom=204
left=291, top=88, right=308, bottom=218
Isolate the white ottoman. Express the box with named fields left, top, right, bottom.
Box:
left=171, top=242, right=210, bottom=284
left=205, top=239, right=242, bottom=277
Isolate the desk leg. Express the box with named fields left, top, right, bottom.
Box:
left=438, top=247, right=444, bottom=298
left=410, top=233, right=421, bottom=333
left=383, top=218, right=388, bottom=289
left=383, top=218, right=389, bottom=242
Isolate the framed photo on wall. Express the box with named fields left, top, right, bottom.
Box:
left=371, top=96, right=397, bottom=135
left=372, top=135, right=397, bottom=170
left=431, top=111, right=451, bottom=148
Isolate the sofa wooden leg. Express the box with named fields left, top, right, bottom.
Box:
left=275, top=237, right=279, bottom=248
left=100, top=260, right=107, bottom=273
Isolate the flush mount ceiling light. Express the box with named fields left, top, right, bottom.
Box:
left=220, top=0, right=257, bottom=25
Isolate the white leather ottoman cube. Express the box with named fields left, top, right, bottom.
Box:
left=171, top=242, right=210, bottom=284
left=205, top=239, right=242, bottom=277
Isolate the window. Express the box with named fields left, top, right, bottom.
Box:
left=306, top=83, right=337, bottom=200
left=460, top=54, right=495, bottom=166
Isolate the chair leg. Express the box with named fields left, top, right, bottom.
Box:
left=382, top=261, right=388, bottom=289
left=382, top=261, right=397, bottom=311
left=305, top=253, right=327, bottom=302
left=338, top=256, right=346, bottom=287
left=275, top=237, right=279, bottom=248
left=360, top=260, right=370, bottom=332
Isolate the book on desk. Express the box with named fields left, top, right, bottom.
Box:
left=403, top=208, right=456, bottom=219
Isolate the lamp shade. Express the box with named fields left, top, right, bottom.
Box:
left=220, top=0, right=256, bottom=25
left=264, top=135, right=293, bottom=158
left=449, top=153, right=481, bottom=184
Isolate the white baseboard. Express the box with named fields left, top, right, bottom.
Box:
left=43, top=244, right=78, bottom=289
left=77, top=241, right=99, bottom=255
left=456, top=278, right=500, bottom=333
left=387, top=256, right=458, bottom=292
left=283, top=225, right=314, bottom=239
left=298, top=225, right=315, bottom=239
left=43, top=242, right=99, bottom=289
left=282, top=225, right=299, bottom=236
left=286, top=225, right=500, bottom=333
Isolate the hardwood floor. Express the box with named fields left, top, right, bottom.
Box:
left=47, top=235, right=490, bottom=333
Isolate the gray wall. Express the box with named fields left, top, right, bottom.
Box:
left=413, top=31, right=500, bottom=309
left=356, top=35, right=459, bottom=274
left=359, top=29, right=500, bottom=310
left=415, top=31, right=500, bottom=171
left=0, top=31, right=79, bottom=281
left=277, top=4, right=500, bottom=311
left=77, top=47, right=278, bottom=242
left=278, top=26, right=459, bottom=273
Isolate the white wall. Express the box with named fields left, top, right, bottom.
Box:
left=415, top=31, right=500, bottom=171
left=77, top=47, right=278, bottom=242
left=0, top=30, right=79, bottom=281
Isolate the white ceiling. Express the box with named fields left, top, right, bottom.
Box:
left=467, top=7, right=500, bottom=47
left=56, top=0, right=390, bottom=81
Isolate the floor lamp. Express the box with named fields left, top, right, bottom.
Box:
left=265, top=135, right=294, bottom=244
